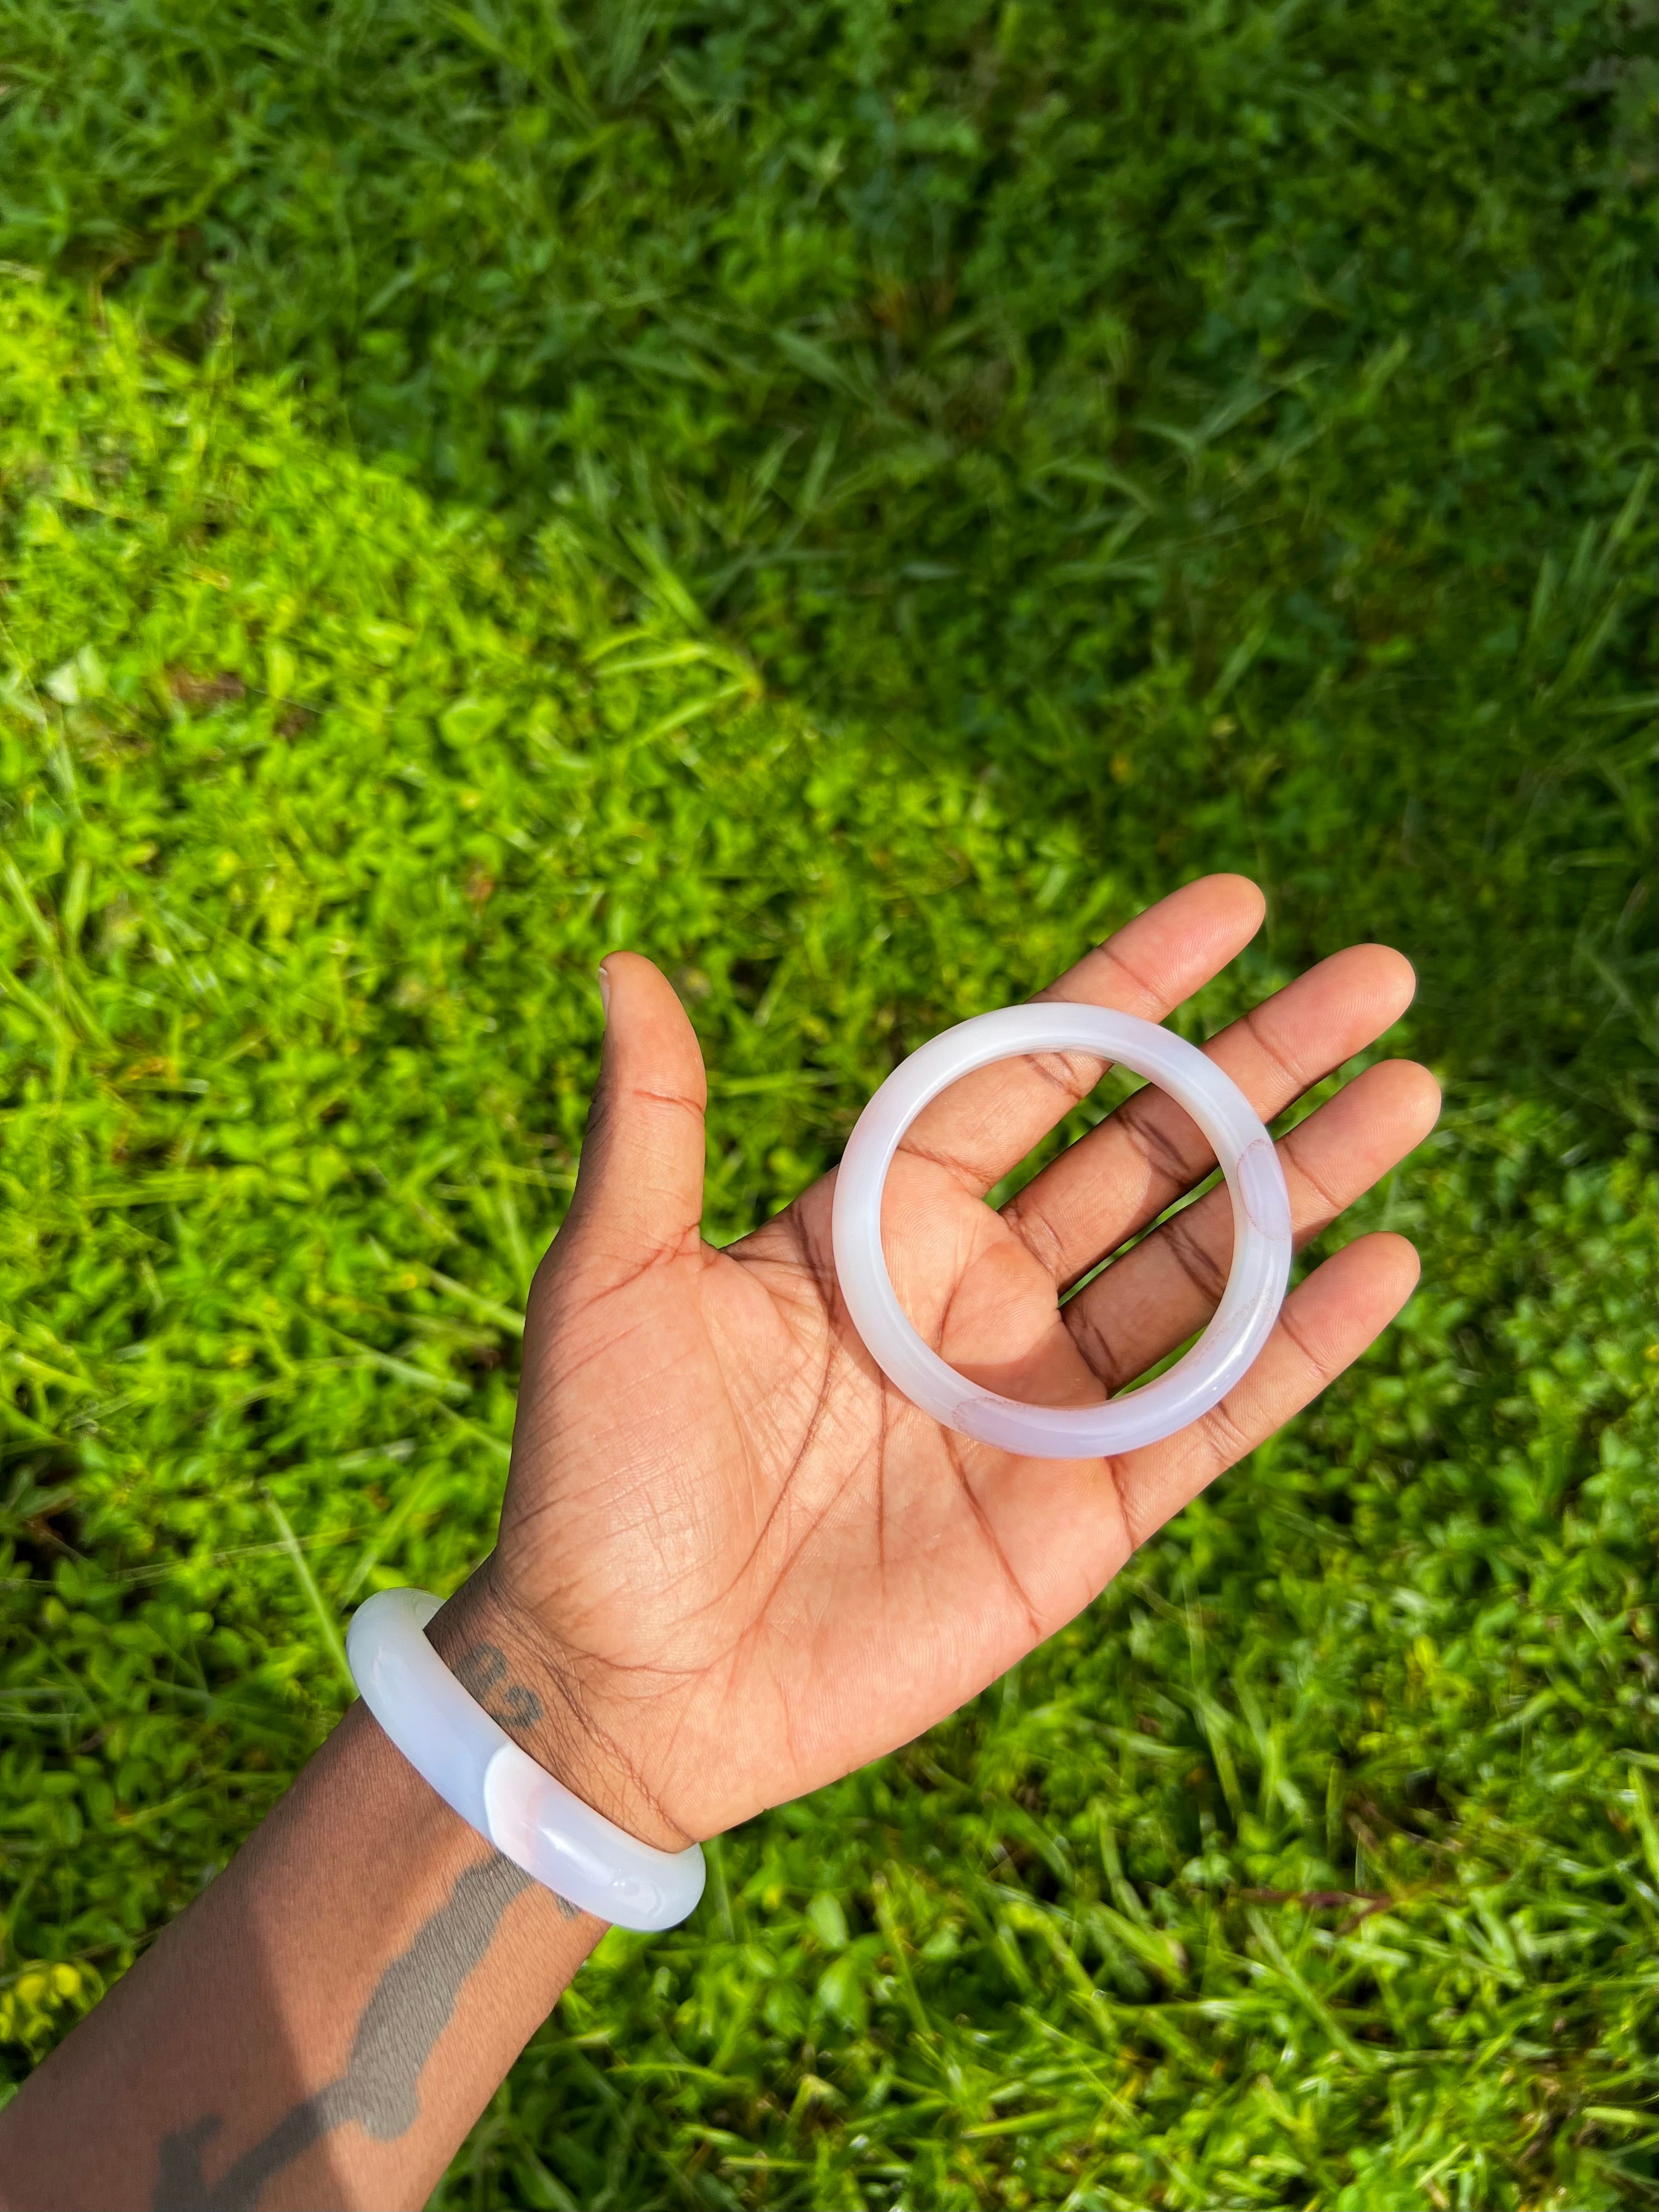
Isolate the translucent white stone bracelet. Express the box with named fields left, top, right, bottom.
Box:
left=347, top=1586, right=707, bottom=1931
left=830, top=1004, right=1292, bottom=1459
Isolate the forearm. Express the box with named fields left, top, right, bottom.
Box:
left=0, top=1632, right=600, bottom=2211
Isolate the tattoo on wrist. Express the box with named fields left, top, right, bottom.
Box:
left=451, top=1639, right=547, bottom=1735
left=151, top=1850, right=574, bottom=2211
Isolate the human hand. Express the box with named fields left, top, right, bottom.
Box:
left=434, top=876, right=1439, bottom=1848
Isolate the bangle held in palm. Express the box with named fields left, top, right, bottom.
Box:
left=831, top=1005, right=1292, bottom=1460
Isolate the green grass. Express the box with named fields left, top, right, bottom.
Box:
left=1, top=0, right=1654, bottom=1123
left=1, top=277, right=1654, bottom=2212
left=0, top=0, right=1654, bottom=2201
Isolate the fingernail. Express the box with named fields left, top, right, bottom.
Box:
left=597, top=963, right=611, bottom=1018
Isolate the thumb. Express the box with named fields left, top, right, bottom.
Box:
left=564, top=952, right=708, bottom=1281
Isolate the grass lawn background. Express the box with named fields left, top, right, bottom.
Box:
left=0, top=1, right=1654, bottom=2205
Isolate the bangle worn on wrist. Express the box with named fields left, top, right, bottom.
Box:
left=347, top=1587, right=706, bottom=1932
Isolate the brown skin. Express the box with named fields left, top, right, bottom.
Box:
left=462, top=874, right=1437, bottom=1851
left=0, top=876, right=1438, bottom=2209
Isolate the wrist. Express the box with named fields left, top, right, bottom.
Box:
left=424, top=1564, right=693, bottom=1855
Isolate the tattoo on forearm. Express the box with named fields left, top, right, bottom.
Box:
left=151, top=1851, right=572, bottom=2212
left=452, top=1639, right=547, bottom=1733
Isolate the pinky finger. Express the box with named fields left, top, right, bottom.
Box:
left=1114, top=1232, right=1421, bottom=1554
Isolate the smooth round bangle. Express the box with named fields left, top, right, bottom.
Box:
left=346, top=1587, right=706, bottom=1932
left=830, top=1004, right=1292, bottom=1460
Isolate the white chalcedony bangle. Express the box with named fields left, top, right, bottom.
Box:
left=347, top=1587, right=706, bottom=1932
left=831, top=1004, right=1292, bottom=1460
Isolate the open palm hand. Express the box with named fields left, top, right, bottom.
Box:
left=440, top=877, right=1438, bottom=1848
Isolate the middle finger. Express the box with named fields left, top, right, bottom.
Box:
left=1001, top=944, right=1414, bottom=1287
left=1064, top=1055, right=1441, bottom=1392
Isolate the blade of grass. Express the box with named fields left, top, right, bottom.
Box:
left=263, top=1491, right=355, bottom=1695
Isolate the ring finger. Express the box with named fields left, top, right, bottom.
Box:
left=1063, top=1056, right=1441, bottom=1391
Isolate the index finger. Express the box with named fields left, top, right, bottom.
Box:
left=896, top=874, right=1266, bottom=1196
